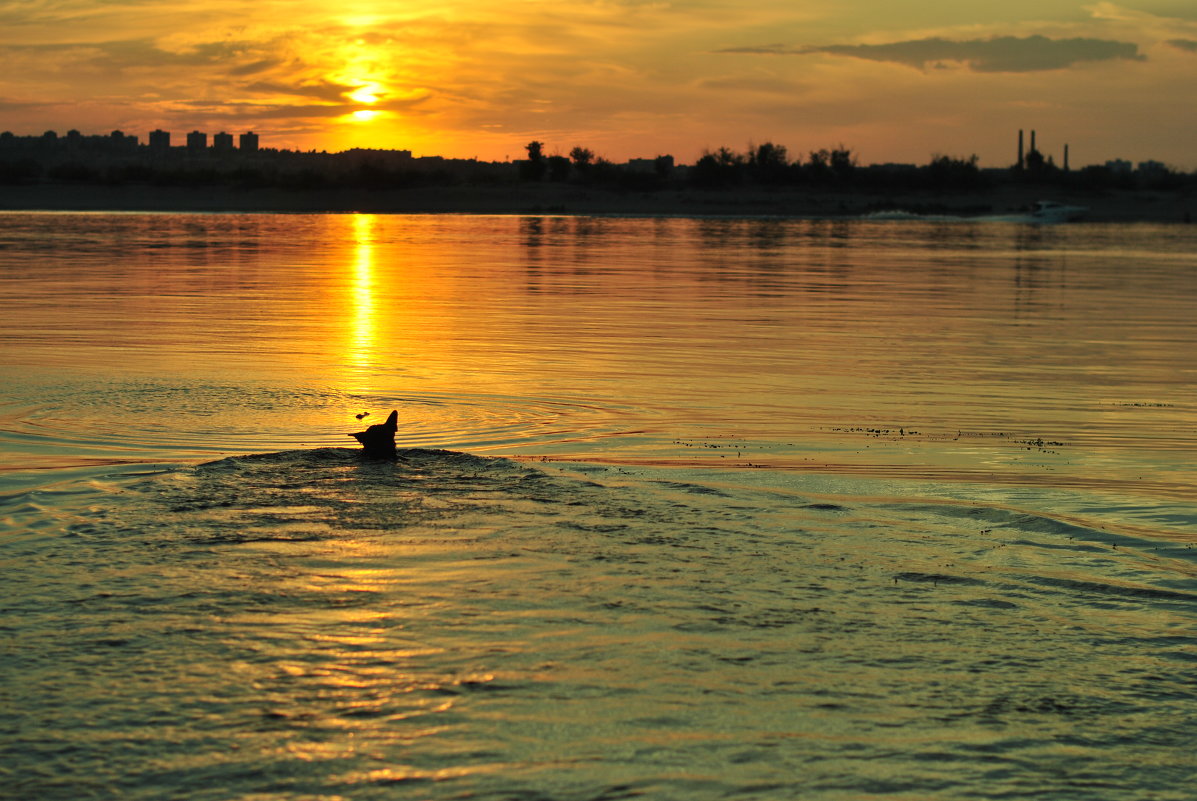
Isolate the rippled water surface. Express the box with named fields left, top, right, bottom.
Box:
left=2, top=212, right=1197, bottom=799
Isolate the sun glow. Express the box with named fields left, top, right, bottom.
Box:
left=348, top=84, right=382, bottom=105
left=350, top=109, right=382, bottom=122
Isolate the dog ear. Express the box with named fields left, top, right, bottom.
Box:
left=385, top=410, right=398, bottom=429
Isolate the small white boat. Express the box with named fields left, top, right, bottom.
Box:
left=1028, top=200, right=1088, bottom=222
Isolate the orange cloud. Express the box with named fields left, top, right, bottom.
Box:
left=722, top=35, right=1145, bottom=72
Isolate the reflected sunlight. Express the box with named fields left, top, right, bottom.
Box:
left=348, top=214, right=378, bottom=388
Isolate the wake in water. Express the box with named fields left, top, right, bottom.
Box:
left=4, top=447, right=1197, bottom=800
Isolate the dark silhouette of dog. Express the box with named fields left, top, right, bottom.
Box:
left=350, top=410, right=398, bottom=458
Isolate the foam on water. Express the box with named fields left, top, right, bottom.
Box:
left=4, top=449, right=1196, bottom=800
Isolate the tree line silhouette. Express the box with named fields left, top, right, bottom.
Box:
left=1, top=136, right=1192, bottom=193
left=518, top=140, right=1191, bottom=193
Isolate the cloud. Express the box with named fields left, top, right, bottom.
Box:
left=0, top=97, right=53, bottom=112
left=718, top=44, right=804, bottom=55
left=720, top=35, right=1146, bottom=72
left=244, top=79, right=356, bottom=103
left=227, top=59, right=282, bottom=77
left=1166, top=38, right=1197, bottom=52
left=177, top=100, right=360, bottom=121
left=697, top=74, right=806, bottom=94
left=0, top=36, right=267, bottom=72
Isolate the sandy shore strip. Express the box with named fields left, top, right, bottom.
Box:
left=1, top=182, right=1193, bottom=222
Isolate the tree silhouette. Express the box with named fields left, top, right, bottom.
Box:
left=547, top=155, right=570, bottom=182
left=569, top=146, right=594, bottom=169
left=750, top=142, right=789, bottom=183
left=521, top=140, right=546, bottom=181
left=926, top=154, right=984, bottom=190
left=715, top=146, right=743, bottom=168
left=801, top=146, right=856, bottom=182
left=751, top=142, right=788, bottom=168
left=691, top=148, right=739, bottom=188
left=830, top=147, right=855, bottom=180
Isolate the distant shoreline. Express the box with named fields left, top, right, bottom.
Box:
left=1, top=182, right=1192, bottom=222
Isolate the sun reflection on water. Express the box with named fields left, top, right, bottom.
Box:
left=347, top=214, right=378, bottom=391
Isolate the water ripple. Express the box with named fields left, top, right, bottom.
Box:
left=4, top=453, right=1197, bottom=799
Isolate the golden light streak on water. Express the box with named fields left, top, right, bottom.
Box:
left=346, top=213, right=379, bottom=392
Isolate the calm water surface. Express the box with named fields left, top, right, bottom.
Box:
left=2, top=212, right=1197, bottom=799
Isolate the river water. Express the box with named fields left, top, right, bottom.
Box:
left=2, top=212, right=1196, bottom=799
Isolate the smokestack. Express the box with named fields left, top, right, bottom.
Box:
left=1031, top=130, right=1037, bottom=153
left=1064, top=144, right=1069, bottom=171
left=1018, top=129, right=1024, bottom=169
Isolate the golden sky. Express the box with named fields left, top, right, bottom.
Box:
left=1, top=0, right=1194, bottom=167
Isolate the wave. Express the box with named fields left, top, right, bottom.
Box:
left=6, top=448, right=1197, bottom=800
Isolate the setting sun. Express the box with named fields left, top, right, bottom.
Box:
left=348, top=84, right=382, bottom=105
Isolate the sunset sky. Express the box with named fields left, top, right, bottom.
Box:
left=2, top=0, right=1194, bottom=168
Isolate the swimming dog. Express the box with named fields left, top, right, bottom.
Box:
left=350, top=409, right=398, bottom=458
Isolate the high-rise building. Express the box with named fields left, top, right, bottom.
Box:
left=186, top=130, right=207, bottom=152
left=213, top=132, right=234, bottom=153
left=239, top=131, right=259, bottom=153
left=109, top=130, right=137, bottom=152
left=149, top=129, right=170, bottom=151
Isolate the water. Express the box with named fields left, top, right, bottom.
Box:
left=2, top=212, right=1197, bottom=799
